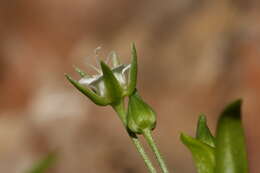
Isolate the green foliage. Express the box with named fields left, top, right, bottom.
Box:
left=181, top=100, right=249, bottom=173
left=181, top=115, right=216, bottom=173
left=100, top=61, right=123, bottom=104
left=196, top=115, right=215, bottom=148
left=65, top=74, right=110, bottom=106
left=27, top=153, right=57, bottom=173
left=66, top=44, right=250, bottom=173
left=181, top=133, right=216, bottom=173
left=215, top=100, right=249, bottom=173
left=127, top=43, right=138, bottom=96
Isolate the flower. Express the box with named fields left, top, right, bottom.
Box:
left=78, top=63, right=131, bottom=97
left=65, top=43, right=137, bottom=106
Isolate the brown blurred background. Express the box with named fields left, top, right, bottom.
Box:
left=0, top=0, right=259, bottom=172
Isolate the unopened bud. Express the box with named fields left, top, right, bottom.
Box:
left=127, top=90, right=156, bottom=134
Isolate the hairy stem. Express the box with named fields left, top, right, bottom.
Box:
left=113, top=101, right=157, bottom=173
left=143, top=129, right=170, bottom=173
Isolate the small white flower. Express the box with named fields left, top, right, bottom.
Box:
left=66, top=43, right=137, bottom=106
left=79, top=64, right=131, bottom=97
left=78, top=52, right=131, bottom=97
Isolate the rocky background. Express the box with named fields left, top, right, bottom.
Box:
left=0, top=0, right=259, bottom=172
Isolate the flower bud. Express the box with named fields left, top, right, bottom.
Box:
left=127, top=90, right=156, bottom=134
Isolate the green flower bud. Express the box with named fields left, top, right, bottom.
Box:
left=127, top=90, right=156, bottom=134
left=65, top=43, right=138, bottom=106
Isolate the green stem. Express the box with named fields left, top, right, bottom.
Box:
left=130, top=134, right=157, bottom=173
left=143, top=129, right=169, bottom=173
left=112, top=100, right=127, bottom=126
left=112, top=101, right=157, bottom=173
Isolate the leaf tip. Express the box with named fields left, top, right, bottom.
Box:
left=198, top=114, right=206, bottom=124
left=180, top=132, right=190, bottom=144
left=222, top=99, right=242, bottom=118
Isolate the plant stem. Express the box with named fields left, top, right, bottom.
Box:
left=112, top=100, right=127, bottom=126
left=143, top=129, right=170, bottom=173
left=130, top=134, right=157, bottom=173
left=113, top=101, right=157, bottom=173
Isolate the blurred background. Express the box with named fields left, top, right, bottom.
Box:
left=0, top=0, right=259, bottom=172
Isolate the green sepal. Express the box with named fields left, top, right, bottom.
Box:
left=100, top=61, right=123, bottom=104
left=196, top=115, right=215, bottom=147
left=65, top=74, right=109, bottom=106
left=181, top=133, right=215, bottom=173
left=127, top=90, right=156, bottom=134
left=127, top=43, right=138, bottom=95
left=215, top=99, right=249, bottom=173
left=27, top=152, right=57, bottom=173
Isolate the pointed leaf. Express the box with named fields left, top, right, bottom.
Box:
left=127, top=43, right=138, bottom=95
left=215, top=99, right=249, bottom=173
left=196, top=115, right=215, bottom=147
left=65, top=74, right=109, bottom=106
left=100, top=61, right=123, bottom=103
left=181, top=133, right=215, bottom=173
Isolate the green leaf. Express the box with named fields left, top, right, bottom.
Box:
left=196, top=115, right=215, bottom=147
left=181, top=133, right=215, bottom=173
left=100, top=61, right=123, bottom=104
left=127, top=43, right=138, bottom=95
left=27, top=152, right=57, bottom=173
left=65, top=74, right=109, bottom=106
left=215, top=99, right=249, bottom=173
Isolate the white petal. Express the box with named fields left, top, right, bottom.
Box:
left=111, top=52, right=121, bottom=68
left=122, top=64, right=131, bottom=74
left=79, top=75, right=100, bottom=85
